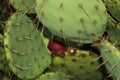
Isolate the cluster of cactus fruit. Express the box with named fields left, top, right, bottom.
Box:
left=0, top=0, right=120, bottom=80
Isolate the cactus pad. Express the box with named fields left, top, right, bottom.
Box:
left=99, top=41, right=120, bottom=79
left=49, top=48, right=103, bottom=80
left=36, top=0, right=107, bottom=43
left=4, top=13, right=51, bottom=79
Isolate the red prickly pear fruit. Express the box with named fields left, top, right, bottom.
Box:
left=48, top=40, right=67, bottom=53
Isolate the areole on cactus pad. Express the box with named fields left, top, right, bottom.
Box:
left=35, top=0, right=107, bottom=43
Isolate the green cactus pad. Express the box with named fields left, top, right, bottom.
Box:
left=106, top=20, right=120, bottom=46
left=4, top=13, right=51, bottom=79
left=49, top=48, right=103, bottom=80
left=35, top=72, right=69, bottom=80
left=9, top=0, right=35, bottom=13
left=104, top=0, right=120, bottom=22
left=36, top=0, right=107, bottom=43
left=99, top=41, right=120, bottom=79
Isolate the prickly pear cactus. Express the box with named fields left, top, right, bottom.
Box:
left=99, top=41, right=120, bottom=80
left=104, top=0, right=120, bottom=22
left=35, top=72, right=70, bottom=80
left=9, top=0, right=35, bottom=13
left=49, top=48, right=103, bottom=80
left=35, top=0, right=107, bottom=43
left=4, top=13, right=51, bottom=79
left=106, top=20, right=120, bottom=46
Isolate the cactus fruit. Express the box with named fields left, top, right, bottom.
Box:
left=48, top=40, right=67, bottom=53
left=9, top=0, right=35, bottom=13
left=35, top=72, right=69, bottom=80
left=4, top=13, right=51, bottom=79
left=106, top=20, right=120, bottom=46
left=35, top=0, right=107, bottom=43
left=99, top=41, right=120, bottom=79
left=104, top=0, right=120, bottom=22
left=49, top=48, right=103, bottom=80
